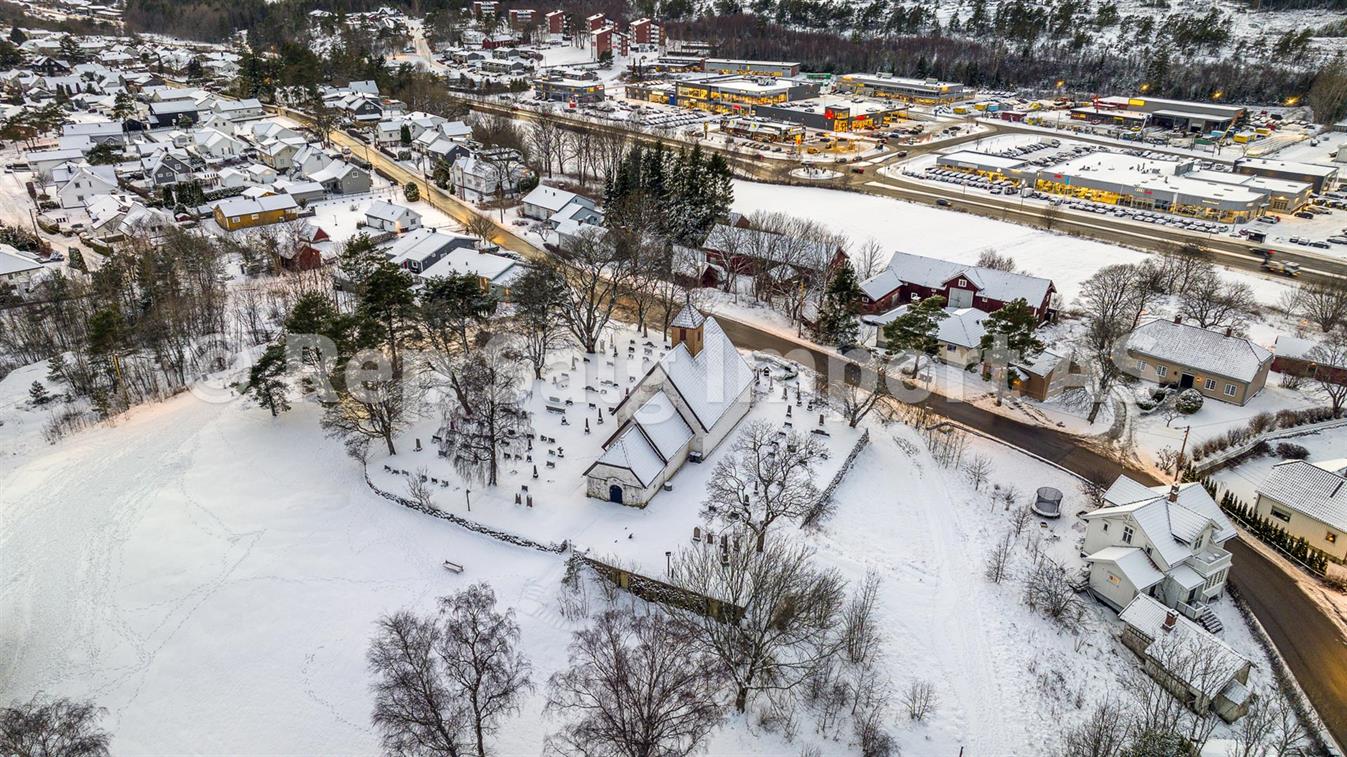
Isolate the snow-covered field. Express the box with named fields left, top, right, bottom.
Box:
left=730, top=179, right=1298, bottom=307
left=0, top=313, right=1298, bottom=753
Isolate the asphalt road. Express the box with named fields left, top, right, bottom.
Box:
left=714, top=314, right=1347, bottom=750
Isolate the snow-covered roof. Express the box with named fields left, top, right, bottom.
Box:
left=1126, top=319, right=1271, bottom=383
left=521, top=183, right=581, bottom=214
left=1086, top=477, right=1236, bottom=565
left=365, top=200, right=420, bottom=225
left=593, top=421, right=666, bottom=487
left=861, top=250, right=1054, bottom=306
left=1119, top=594, right=1250, bottom=699
left=0, top=246, right=43, bottom=276
left=1273, top=334, right=1347, bottom=368
left=385, top=228, right=474, bottom=266
left=419, top=247, right=523, bottom=286
left=632, top=390, right=694, bottom=461
left=1085, top=545, right=1164, bottom=589
left=658, top=316, right=754, bottom=433
left=1257, top=459, right=1347, bottom=532
left=670, top=303, right=706, bottom=329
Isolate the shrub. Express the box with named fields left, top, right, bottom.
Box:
left=1277, top=442, right=1310, bottom=460
left=1174, top=388, right=1204, bottom=415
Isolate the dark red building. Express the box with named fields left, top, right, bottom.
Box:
left=859, top=251, right=1057, bottom=322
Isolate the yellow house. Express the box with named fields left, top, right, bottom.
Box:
left=213, top=193, right=301, bottom=231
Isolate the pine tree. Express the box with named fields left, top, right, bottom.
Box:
left=813, top=260, right=863, bottom=349
left=882, top=295, right=948, bottom=376
left=28, top=381, right=52, bottom=405
left=245, top=343, right=291, bottom=417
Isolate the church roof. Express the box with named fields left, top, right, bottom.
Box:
left=670, top=303, right=706, bottom=329
left=659, top=316, right=754, bottom=433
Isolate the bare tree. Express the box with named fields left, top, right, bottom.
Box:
left=322, top=371, right=408, bottom=458
left=438, top=584, right=533, bottom=757
left=406, top=467, right=436, bottom=509
left=524, top=115, right=564, bottom=178
left=0, top=696, right=111, bottom=757
left=1287, top=279, right=1347, bottom=333
left=1022, top=553, right=1080, bottom=624
left=545, top=608, right=725, bottom=757
left=900, top=679, right=938, bottom=721
left=964, top=454, right=992, bottom=491
left=1078, top=264, right=1150, bottom=423
left=463, top=213, right=497, bottom=245
left=976, top=248, right=1017, bottom=273
left=549, top=227, right=633, bottom=353
left=854, top=238, right=887, bottom=280
left=985, top=532, right=1014, bottom=583
left=669, top=539, right=845, bottom=713
left=510, top=265, right=569, bottom=380
left=841, top=571, right=883, bottom=668
left=1305, top=329, right=1347, bottom=415
left=368, top=610, right=474, bottom=757
left=1178, top=269, right=1256, bottom=332
left=439, top=343, right=531, bottom=486
left=1055, top=698, right=1126, bottom=757
left=700, top=420, right=831, bottom=541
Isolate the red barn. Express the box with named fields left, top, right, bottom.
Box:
left=1273, top=334, right=1347, bottom=385
left=859, top=251, right=1057, bottom=322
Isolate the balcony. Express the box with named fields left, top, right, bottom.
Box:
left=1188, top=547, right=1231, bottom=578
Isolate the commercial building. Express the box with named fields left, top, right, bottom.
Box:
left=835, top=73, right=969, bottom=105
left=1073, top=96, right=1245, bottom=133
left=754, top=98, right=907, bottom=132
left=936, top=150, right=1027, bottom=181
left=1034, top=153, right=1267, bottom=223
left=719, top=116, right=804, bottom=143
left=670, top=74, right=819, bottom=113
left=1184, top=170, right=1313, bottom=212
left=534, top=73, right=605, bottom=103
left=701, top=58, right=800, bottom=78
left=1234, top=157, right=1340, bottom=194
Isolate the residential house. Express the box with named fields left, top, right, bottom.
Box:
left=860, top=251, right=1057, bottom=321
left=292, top=144, right=335, bottom=177
left=1272, top=334, right=1347, bottom=386
left=1013, top=350, right=1081, bottom=402
left=61, top=120, right=125, bottom=145
left=192, top=128, right=244, bottom=161
left=866, top=306, right=989, bottom=367
left=213, top=193, right=301, bottom=231
left=245, top=164, right=279, bottom=186
left=450, top=152, right=528, bottom=203
left=1253, top=458, right=1347, bottom=563
left=418, top=245, right=527, bottom=299
left=365, top=200, right=422, bottom=234
left=144, top=152, right=195, bottom=187
left=212, top=98, right=264, bottom=122
left=148, top=99, right=200, bottom=128
left=584, top=305, right=757, bottom=507
left=383, top=228, right=477, bottom=274
left=1082, top=475, right=1235, bottom=632
left=56, top=165, right=117, bottom=208
left=0, top=245, right=45, bottom=296
left=1124, top=318, right=1273, bottom=406
left=308, top=160, right=372, bottom=195
left=278, top=223, right=331, bottom=272
left=260, top=138, right=305, bottom=171
left=1118, top=595, right=1255, bottom=723
left=26, top=148, right=87, bottom=180
left=702, top=222, right=846, bottom=283
left=521, top=183, right=594, bottom=221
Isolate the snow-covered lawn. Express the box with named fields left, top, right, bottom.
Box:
left=0, top=324, right=1297, bottom=753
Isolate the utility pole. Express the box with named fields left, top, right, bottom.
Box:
left=1175, top=424, right=1192, bottom=484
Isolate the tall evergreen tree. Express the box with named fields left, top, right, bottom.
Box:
left=882, top=295, right=948, bottom=376
left=245, top=342, right=291, bottom=416
left=813, top=261, right=863, bottom=349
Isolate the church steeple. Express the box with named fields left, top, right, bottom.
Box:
left=669, top=303, right=706, bottom=357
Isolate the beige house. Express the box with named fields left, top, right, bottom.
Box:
left=865, top=306, right=989, bottom=368
left=1119, top=595, right=1255, bottom=723
left=1124, top=317, right=1272, bottom=406
left=1253, top=458, right=1347, bottom=563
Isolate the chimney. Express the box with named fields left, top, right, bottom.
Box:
left=1167, top=483, right=1180, bottom=502
left=1162, top=611, right=1178, bottom=632
left=1172, top=314, right=1181, bottom=324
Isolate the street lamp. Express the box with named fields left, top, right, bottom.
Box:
left=465, top=489, right=472, bottom=512
left=665, top=550, right=672, bottom=575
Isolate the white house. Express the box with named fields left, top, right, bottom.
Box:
left=419, top=246, right=526, bottom=299
left=520, top=183, right=594, bottom=222
left=364, top=200, right=422, bottom=234
left=864, top=306, right=989, bottom=367
left=450, top=151, right=529, bottom=204
left=1081, top=476, right=1235, bottom=633
left=212, top=97, right=265, bottom=122
left=0, top=245, right=44, bottom=295
left=1252, top=458, right=1347, bottom=564
left=56, top=165, right=117, bottom=208
left=584, top=305, right=757, bottom=507
left=192, top=128, right=244, bottom=161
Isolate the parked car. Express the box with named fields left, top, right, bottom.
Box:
left=1295, top=211, right=1315, bottom=219
left=935, top=198, right=952, bottom=207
